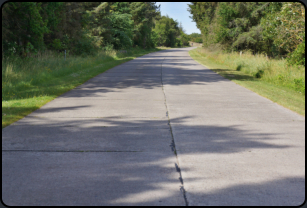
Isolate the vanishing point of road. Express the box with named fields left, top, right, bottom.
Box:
left=2, top=47, right=305, bottom=206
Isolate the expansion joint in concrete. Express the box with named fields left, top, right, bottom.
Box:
left=160, top=58, right=189, bottom=206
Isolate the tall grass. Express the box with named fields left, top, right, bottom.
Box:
left=2, top=48, right=156, bottom=101
left=195, top=47, right=305, bottom=94
left=2, top=47, right=162, bottom=128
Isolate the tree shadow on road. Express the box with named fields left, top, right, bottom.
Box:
left=2, top=114, right=304, bottom=206
left=2, top=48, right=305, bottom=206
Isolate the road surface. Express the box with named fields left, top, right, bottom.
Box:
left=2, top=47, right=305, bottom=206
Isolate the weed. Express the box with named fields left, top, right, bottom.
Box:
left=236, top=63, right=243, bottom=71
left=294, top=78, right=305, bottom=94
left=255, top=70, right=264, bottom=78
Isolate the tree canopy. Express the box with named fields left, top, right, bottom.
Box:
left=188, top=2, right=305, bottom=66
left=2, top=2, right=190, bottom=58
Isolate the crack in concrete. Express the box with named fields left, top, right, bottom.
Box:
left=160, top=58, right=189, bottom=206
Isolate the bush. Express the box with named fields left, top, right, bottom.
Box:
left=236, top=62, right=244, bottom=71
left=287, top=41, right=305, bottom=66
left=255, top=69, right=264, bottom=78
left=102, top=43, right=114, bottom=51
left=51, top=39, right=64, bottom=51
left=73, top=36, right=98, bottom=56
left=194, top=37, right=203, bottom=43
left=294, top=78, right=305, bottom=94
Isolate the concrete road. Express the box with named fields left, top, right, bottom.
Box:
left=2, top=48, right=305, bottom=206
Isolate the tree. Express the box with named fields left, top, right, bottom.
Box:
left=153, top=15, right=190, bottom=47
left=130, top=2, right=160, bottom=48
left=2, top=2, right=49, bottom=56
left=187, top=2, right=305, bottom=65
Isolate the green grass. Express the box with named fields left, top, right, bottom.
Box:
left=189, top=48, right=305, bottom=116
left=2, top=48, right=163, bottom=128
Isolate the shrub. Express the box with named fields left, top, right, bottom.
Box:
left=73, top=36, right=98, bottom=56
left=255, top=69, right=264, bottom=78
left=236, top=63, right=244, bottom=71
left=102, top=43, right=114, bottom=51
left=287, top=41, right=305, bottom=66
left=294, top=78, right=305, bottom=94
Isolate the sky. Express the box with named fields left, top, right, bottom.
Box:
left=156, top=2, right=201, bottom=35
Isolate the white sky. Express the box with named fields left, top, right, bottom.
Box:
left=156, top=2, right=201, bottom=34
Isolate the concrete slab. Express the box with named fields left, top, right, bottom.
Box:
left=28, top=99, right=167, bottom=118
left=2, top=49, right=184, bottom=206
left=2, top=118, right=172, bottom=152
left=167, top=107, right=298, bottom=124
left=159, top=48, right=305, bottom=206
left=2, top=47, right=305, bottom=206
left=178, top=153, right=304, bottom=206
left=102, top=60, right=162, bottom=73
left=59, top=88, right=164, bottom=100
left=6, top=116, right=169, bottom=127
left=58, top=83, right=164, bottom=100
left=171, top=122, right=305, bottom=153
left=2, top=151, right=185, bottom=206
left=95, top=73, right=161, bottom=77
left=105, top=70, right=161, bottom=75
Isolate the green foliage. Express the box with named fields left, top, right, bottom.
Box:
left=2, top=47, right=162, bottom=128
left=294, top=78, right=305, bottom=94
left=188, top=2, right=305, bottom=66
left=2, top=2, right=162, bottom=57
left=236, top=63, right=244, bottom=71
left=194, top=37, right=203, bottom=43
left=153, top=15, right=189, bottom=47
left=287, top=41, right=305, bottom=66
left=1, top=1, right=189, bottom=56
left=2, top=2, right=49, bottom=56
left=73, top=35, right=99, bottom=56
left=189, top=48, right=305, bottom=115
left=255, top=70, right=264, bottom=78
left=102, top=43, right=114, bottom=51
left=107, top=13, right=134, bottom=49
left=188, top=33, right=202, bottom=43
left=129, top=2, right=160, bottom=48
left=192, top=47, right=305, bottom=96
left=51, top=39, right=63, bottom=51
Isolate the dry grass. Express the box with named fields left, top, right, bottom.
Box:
left=196, top=47, right=305, bottom=94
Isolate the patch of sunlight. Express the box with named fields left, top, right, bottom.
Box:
left=109, top=189, right=174, bottom=204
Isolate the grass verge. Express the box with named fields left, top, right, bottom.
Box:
left=2, top=48, right=163, bottom=128
left=189, top=48, right=305, bottom=116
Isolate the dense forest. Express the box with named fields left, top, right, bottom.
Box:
left=2, top=2, right=193, bottom=58
left=2, top=2, right=304, bottom=64
left=188, top=2, right=305, bottom=66
left=153, top=15, right=190, bottom=47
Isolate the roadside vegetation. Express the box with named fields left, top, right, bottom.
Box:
left=189, top=47, right=305, bottom=116
left=2, top=2, right=197, bottom=128
left=188, top=2, right=305, bottom=115
left=189, top=33, right=203, bottom=43
left=188, top=2, right=305, bottom=66
left=2, top=48, right=162, bottom=128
